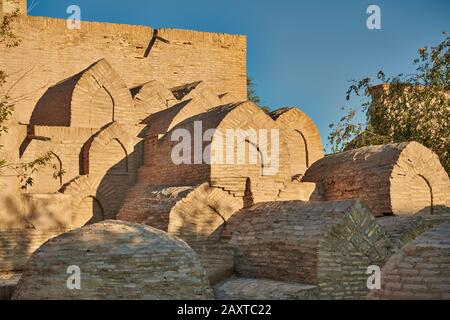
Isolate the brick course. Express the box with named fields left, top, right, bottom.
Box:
left=12, top=220, right=214, bottom=300
left=302, top=142, right=450, bottom=216
left=369, top=221, right=450, bottom=300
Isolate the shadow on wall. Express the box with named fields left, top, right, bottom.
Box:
left=67, top=137, right=144, bottom=227
left=29, top=72, right=83, bottom=127
left=93, top=141, right=142, bottom=222
left=0, top=130, right=143, bottom=276
left=0, top=193, right=70, bottom=273
left=187, top=180, right=254, bottom=243
left=416, top=205, right=450, bottom=217
left=11, top=220, right=214, bottom=300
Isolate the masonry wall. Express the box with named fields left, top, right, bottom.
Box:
left=0, top=229, right=62, bottom=272
left=302, top=142, right=450, bottom=217
left=12, top=221, right=214, bottom=300
left=0, top=16, right=247, bottom=125
left=318, top=207, right=393, bottom=299
left=117, top=185, right=195, bottom=231
left=0, top=0, right=27, bottom=15
left=20, top=126, right=97, bottom=192
left=369, top=221, right=450, bottom=300
left=227, top=200, right=393, bottom=299
left=0, top=193, right=72, bottom=272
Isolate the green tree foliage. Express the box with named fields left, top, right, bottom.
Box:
left=247, top=77, right=271, bottom=114
left=329, top=33, right=450, bottom=174
left=0, top=10, right=64, bottom=188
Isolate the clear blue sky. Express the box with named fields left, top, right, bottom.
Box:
left=29, top=0, right=450, bottom=151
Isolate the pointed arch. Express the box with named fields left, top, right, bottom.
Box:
left=303, top=142, right=450, bottom=216
left=50, top=151, right=64, bottom=186
left=271, top=107, right=323, bottom=176
left=131, top=80, right=178, bottom=122
left=81, top=122, right=135, bottom=175
left=295, top=129, right=310, bottom=168
left=30, top=59, right=134, bottom=128
left=60, top=175, right=103, bottom=228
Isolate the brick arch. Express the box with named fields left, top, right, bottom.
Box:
left=141, top=101, right=290, bottom=195
left=130, top=80, right=178, bottom=123
left=30, top=59, right=134, bottom=128
left=60, top=175, right=104, bottom=228
left=234, top=138, right=265, bottom=176
left=303, top=142, right=450, bottom=216
left=81, top=122, right=135, bottom=175
left=271, top=107, right=324, bottom=177
left=19, top=142, right=66, bottom=193
left=390, top=142, right=450, bottom=215
left=210, top=101, right=291, bottom=197
left=171, top=81, right=222, bottom=109
left=294, top=129, right=310, bottom=167
left=77, top=195, right=105, bottom=225
left=141, top=81, right=223, bottom=138
left=168, top=99, right=211, bottom=132
left=168, top=183, right=244, bottom=242
left=142, top=98, right=210, bottom=137
left=50, top=151, right=64, bottom=186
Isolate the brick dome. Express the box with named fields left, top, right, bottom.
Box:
left=12, top=220, right=213, bottom=300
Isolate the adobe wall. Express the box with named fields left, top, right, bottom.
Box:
left=214, top=277, right=319, bottom=300
left=369, top=221, right=450, bottom=300
left=227, top=200, right=393, bottom=299
left=270, top=107, right=324, bottom=178
left=12, top=220, right=214, bottom=300
left=0, top=0, right=26, bottom=15
left=0, top=15, right=247, bottom=125
left=302, top=142, right=450, bottom=216
left=0, top=193, right=72, bottom=272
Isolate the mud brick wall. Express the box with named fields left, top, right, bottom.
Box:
left=0, top=192, right=72, bottom=231
left=214, top=277, right=319, bottom=300
left=13, top=220, right=214, bottom=300
left=167, top=183, right=244, bottom=242
left=0, top=0, right=27, bottom=14
left=0, top=193, right=72, bottom=272
left=118, top=183, right=243, bottom=243
left=228, top=200, right=393, bottom=299
left=139, top=102, right=291, bottom=199
left=20, top=126, right=98, bottom=193
left=190, top=240, right=235, bottom=286
left=318, top=209, right=393, bottom=299
left=0, top=15, right=247, bottom=125
left=29, top=59, right=136, bottom=129
left=20, top=124, right=142, bottom=194
left=369, top=221, right=450, bottom=300
left=270, top=108, right=324, bottom=178
left=303, top=142, right=450, bottom=217
left=117, top=185, right=195, bottom=231
left=0, top=229, right=62, bottom=272
left=376, top=215, right=433, bottom=251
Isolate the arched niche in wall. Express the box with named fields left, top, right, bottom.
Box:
left=77, top=195, right=105, bottom=225
left=81, top=122, right=135, bottom=176
left=270, top=107, right=324, bottom=178
left=19, top=142, right=65, bottom=194
left=30, top=59, right=134, bottom=128
left=60, top=175, right=104, bottom=228
left=303, top=142, right=450, bottom=216
left=130, top=80, right=178, bottom=123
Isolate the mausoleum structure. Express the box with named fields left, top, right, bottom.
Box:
left=0, top=0, right=449, bottom=300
